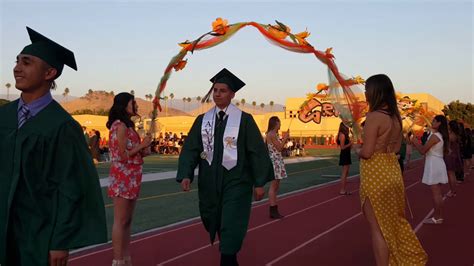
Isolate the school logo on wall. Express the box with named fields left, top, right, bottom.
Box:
left=297, top=98, right=339, bottom=124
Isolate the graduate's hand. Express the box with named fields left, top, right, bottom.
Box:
left=181, top=178, right=191, bottom=191
left=49, top=250, right=69, bottom=266
left=254, top=187, right=265, bottom=201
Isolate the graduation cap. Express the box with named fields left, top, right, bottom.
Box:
left=202, top=68, right=245, bottom=103
left=210, top=68, right=245, bottom=92
left=20, top=27, right=77, bottom=78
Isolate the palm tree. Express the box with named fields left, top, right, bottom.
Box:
left=62, top=87, right=70, bottom=102
left=236, top=102, right=240, bottom=106
left=88, top=89, right=93, bottom=95
left=130, top=90, right=135, bottom=96
left=260, top=102, right=265, bottom=113
left=5, top=83, right=11, bottom=100
left=196, top=96, right=202, bottom=113
left=164, top=96, right=169, bottom=116
left=110, top=90, right=115, bottom=96
left=269, top=101, right=274, bottom=112
left=252, top=101, right=257, bottom=114
left=182, top=97, right=187, bottom=111
left=240, top=99, right=246, bottom=107
left=169, top=93, right=174, bottom=108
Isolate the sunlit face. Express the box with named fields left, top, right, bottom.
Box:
left=212, top=83, right=235, bottom=109
left=126, top=99, right=138, bottom=116
left=275, top=121, right=281, bottom=131
left=13, top=54, right=56, bottom=92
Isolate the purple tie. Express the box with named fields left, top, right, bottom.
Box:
left=18, top=104, right=30, bottom=128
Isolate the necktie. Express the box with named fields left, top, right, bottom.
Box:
left=18, top=104, right=31, bottom=128
left=217, top=111, right=226, bottom=122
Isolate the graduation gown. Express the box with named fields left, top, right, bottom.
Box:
left=0, top=100, right=107, bottom=265
left=177, top=111, right=274, bottom=254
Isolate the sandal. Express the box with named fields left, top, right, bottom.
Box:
left=423, top=217, right=443, bottom=224
left=339, top=191, right=352, bottom=195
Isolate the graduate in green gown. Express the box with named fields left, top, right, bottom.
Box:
left=0, top=27, right=107, bottom=266
left=177, top=68, right=274, bottom=266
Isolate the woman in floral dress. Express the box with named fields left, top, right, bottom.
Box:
left=106, top=92, right=151, bottom=266
left=266, top=116, right=289, bottom=219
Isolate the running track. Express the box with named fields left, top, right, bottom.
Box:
left=70, top=160, right=474, bottom=265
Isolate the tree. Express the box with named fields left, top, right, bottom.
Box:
left=236, top=102, right=240, bottom=106
left=240, top=98, right=246, bottom=107
left=252, top=101, right=257, bottom=114
left=130, top=90, right=135, bottom=96
left=88, top=89, right=93, bottom=95
left=5, top=83, right=11, bottom=100
left=182, top=97, right=187, bottom=111
left=269, top=101, right=274, bottom=112
left=442, top=100, right=474, bottom=126
left=169, top=93, right=174, bottom=108
left=260, top=103, right=265, bottom=112
left=186, top=97, right=192, bottom=109
left=164, top=96, right=169, bottom=116
left=196, top=96, right=202, bottom=113
left=62, top=87, right=70, bottom=102
left=110, top=90, right=115, bottom=96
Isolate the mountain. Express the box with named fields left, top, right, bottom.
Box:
left=163, top=98, right=285, bottom=114
left=61, top=91, right=190, bottom=117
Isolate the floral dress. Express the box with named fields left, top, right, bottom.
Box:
left=267, top=142, right=287, bottom=180
left=108, top=120, right=144, bottom=199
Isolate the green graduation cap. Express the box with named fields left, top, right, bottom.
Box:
left=20, top=27, right=77, bottom=78
left=210, top=68, right=245, bottom=92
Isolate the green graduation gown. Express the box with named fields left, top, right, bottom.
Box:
left=177, top=110, right=274, bottom=254
left=0, top=100, right=107, bottom=265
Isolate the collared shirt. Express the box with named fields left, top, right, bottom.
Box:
left=17, top=91, right=53, bottom=126
left=216, top=106, right=229, bottom=120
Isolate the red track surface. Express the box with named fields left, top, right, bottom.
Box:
left=70, top=160, right=474, bottom=265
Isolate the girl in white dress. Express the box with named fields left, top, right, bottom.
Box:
left=266, top=116, right=289, bottom=219
left=411, top=115, right=449, bottom=224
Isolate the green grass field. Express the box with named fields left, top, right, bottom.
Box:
left=98, top=148, right=421, bottom=239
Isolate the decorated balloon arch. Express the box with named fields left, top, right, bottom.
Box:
left=151, top=18, right=425, bottom=140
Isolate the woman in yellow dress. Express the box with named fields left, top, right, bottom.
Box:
left=354, top=74, right=427, bottom=265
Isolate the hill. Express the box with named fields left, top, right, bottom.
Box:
left=61, top=91, right=190, bottom=117
left=165, top=98, right=285, bottom=115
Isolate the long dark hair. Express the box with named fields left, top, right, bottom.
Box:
left=365, top=74, right=402, bottom=128
left=266, top=116, right=280, bottom=134
left=448, top=120, right=460, bottom=141
left=106, top=92, right=136, bottom=129
left=458, top=122, right=466, bottom=144
left=337, top=122, right=349, bottom=145
left=434, top=115, right=449, bottom=155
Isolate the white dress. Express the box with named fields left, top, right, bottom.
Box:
left=267, top=142, right=288, bottom=180
left=422, top=132, right=448, bottom=185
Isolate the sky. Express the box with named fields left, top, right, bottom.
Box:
left=1, top=0, right=472, bottom=105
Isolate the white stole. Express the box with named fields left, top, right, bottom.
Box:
left=201, top=104, right=242, bottom=170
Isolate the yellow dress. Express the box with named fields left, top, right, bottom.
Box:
left=360, top=152, right=428, bottom=265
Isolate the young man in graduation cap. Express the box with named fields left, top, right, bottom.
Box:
left=0, top=27, right=107, bottom=265
left=177, top=68, right=274, bottom=266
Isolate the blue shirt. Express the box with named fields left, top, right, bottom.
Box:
left=17, top=91, right=53, bottom=127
